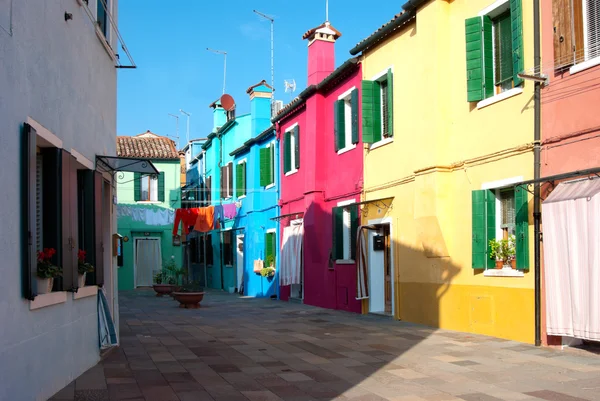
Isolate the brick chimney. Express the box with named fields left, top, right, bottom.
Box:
left=303, top=22, right=342, bottom=86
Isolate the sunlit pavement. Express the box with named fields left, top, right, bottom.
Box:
left=50, top=289, right=600, bottom=401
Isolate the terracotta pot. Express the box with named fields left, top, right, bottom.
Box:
left=172, top=292, right=205, bottom=309
left=78, top=273, right=86, bottom=288
left=495, top=260, right=503, bottom=269
left=37, top=277, right=54, bottom=294
left=152, top=284, right=175, bottom=297
left=510, top=259, right=516, bottom=269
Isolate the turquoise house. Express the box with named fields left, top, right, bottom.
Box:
left=116, top=131, right=182, bottom=290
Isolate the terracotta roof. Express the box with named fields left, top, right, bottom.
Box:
left=116, top=131, right=179, bottom=159
left=350, top=11, right=414, bottom=55
left=246, top=80, right=274, bottom=94
left=302, top=21, right=342, bottom=40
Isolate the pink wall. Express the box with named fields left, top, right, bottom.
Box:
left=308, top=40, right=335, bottom=86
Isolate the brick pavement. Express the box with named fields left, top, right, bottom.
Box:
left=50, top=289, right=600, bottom=401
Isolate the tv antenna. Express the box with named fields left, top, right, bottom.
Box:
left=253, top=9, right=275, bottom=105
left=284, top=79, right=296, bottom=100
left=167, top=113, right=180, bottom=148
left=206, top=48, right=227, bottom=94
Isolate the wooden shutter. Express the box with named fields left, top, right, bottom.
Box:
left=265, top=232, right=274, bottom=265
left=36, top=155, right=43, bottom=253
left=553, top=0, right=574, bottom=69
left=220, top=166, right=225, bottom=198
left=228, top=163, right=233, bottom=197
left=21, top=124, right=36, bottom=299
left=260, top=147, right=269, bottom=186
left=94, top=172, right=105, bottom=286
left=386, top=69, right=394, bottom=137
left=41, top=148, right=61, bottom=286
left=485, top=189, right=496, bottom=269
left=350, top=205, right=359, bottom=260
left=573, top=0, right=585, bottom=63
left=206, top=176, right=212, bottom=204
left=351, top=89, right=359, bottom=144
left=158, top=172, right=165, bottom=202
left=61, top=150, right=78, bottom=291
left=284, top=132, right=291, bottom=173
left=465, top=17, right=493, bottom=101
left=361, top=80, right=381, bottom=143
left=134, top=172, right=141, bottom=201
left=515, top=185, right=529, bottom=270
left=270, top=145, right=275, bottom=184
left=482, top=16, right=494, bottom=98
left=294, top=126, right=300, bottom=170
left=235, top=163, right=243, bottom=198
left=242, top=162, right=246, bottom=196
left=79, top=171, right=95, bottom=287
left=332, top=207, right=344, bottom=260
left=510, top=0, right=524, bottom=86
left=334, top=100, right=345, bottom=151
left=472, top=190, right=496, bottom=269
left=494, top=13, right=514, bottom=85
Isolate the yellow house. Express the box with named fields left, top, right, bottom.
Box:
left=351, top=0, right=536, bottom=343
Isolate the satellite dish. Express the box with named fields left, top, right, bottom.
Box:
left=220, top=94, right=235, bottom=111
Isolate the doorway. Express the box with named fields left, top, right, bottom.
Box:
left=368, top=222, right=393, bottom=315
left=236, top=234, right=244, bottom=293
left=134, top=238, right=161, bottom=287
left=289, top=219, right=304, bottom=301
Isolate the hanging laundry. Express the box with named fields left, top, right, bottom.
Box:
left=280, top=222, right=304, bottom=286
left=213, top=204, right=224, bottom=229
left=223, top=203, right=237, bottom=220
left=173, top=208, right=200, bottom=235
left=194, top=206, right=215, bottom=233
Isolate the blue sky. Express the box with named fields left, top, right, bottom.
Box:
left=117, top=0, right=404, bottom=148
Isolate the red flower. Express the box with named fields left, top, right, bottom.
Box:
left=38, top=248, right=57, bottom=262
left=78, top=250, right=86, bottom=262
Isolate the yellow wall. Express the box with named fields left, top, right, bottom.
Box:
left=360, top=0, right=536, bottom=343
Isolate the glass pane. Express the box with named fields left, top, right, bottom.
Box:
left=500, top=189, right=515, bottom=228
left=141, top=176, right=149, bottom=201
left=381, top=80, right=389, bottom=136
left=587, top=0, right=600, bottom=59
left=150, top=176, right=158, bottom=201
left=493, top=12, right=513, bottom=86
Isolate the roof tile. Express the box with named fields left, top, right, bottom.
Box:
left=116, top=131, right=179, bottom=159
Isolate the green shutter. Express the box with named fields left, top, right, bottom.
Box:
left=271, top=231, right=277, bottom=264
left=472, top=189, right=495, bottom=269
left=386, top=69, right=394, bottom=137
left=270, top=144, right=275, bottom=184
left=361, top=80, right=381, bottom=144
left=158, top=172, right=165, bottom=202
left=466, top=17, right=484, bottom=102
left=483, top=16, right=494, bottom=99
left=236, top=163, right=243, bottom=198
left=334, top=100, right=345, bottom=151
left=242, top=162, right=246, bottom=196
left=259, top=148, right=269, bottom=187
left=332, top=207, right=344, bottom=260
left=351, top=89, right=359, bottom=144
left=350, top=205, right=359, bottom=260
left=134, top=173, right=141, bottom=201
left=294, top=126, right=300, bottom=170
left=265, top=232, right=274, bottom=266
left=284, top=131, right=291, bottom=173
left=510, top=0, right=524, bottom=86
left=515, top=185, right=529, bottom=270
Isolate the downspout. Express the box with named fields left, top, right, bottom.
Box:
left=533, top=0, right=542, bottom=347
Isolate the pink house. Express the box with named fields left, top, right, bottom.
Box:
left=273, top=21, right=363, bottom=313
left=540, top=1, right=600, bottom=347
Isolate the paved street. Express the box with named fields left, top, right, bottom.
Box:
left=51, top=289, right=600, bottom=401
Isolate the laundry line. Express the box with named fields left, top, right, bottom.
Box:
left=117, top=204, right=175, bottom=226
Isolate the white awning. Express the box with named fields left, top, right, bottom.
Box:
left=544, top=177, right=600, bottom=203
left=96, top=156, right=159, bottom=175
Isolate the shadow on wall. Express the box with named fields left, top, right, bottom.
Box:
left=543, top=67, right=600, bottom=104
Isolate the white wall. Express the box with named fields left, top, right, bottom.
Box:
left=0, top=1, right=119, bottom=400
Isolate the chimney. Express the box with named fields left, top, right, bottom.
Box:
left=247, top=80, right=274, bottom=134
left=209, top=99, right=227, bottom=131
left=303, top=22, right=341, bottom=86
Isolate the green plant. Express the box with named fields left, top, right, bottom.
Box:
left=154, top=271, right=164, bottom=284
left=77, top=250, right=94, bottom=275
left=178, top=281, right=204, bottom=293
left=265, top=254, right=275, bottom=268
left=489, top=235, right=516, bottom=265
left=260, top=267, right=275, bottom=278
left=37, top=248, right=62, bottom=279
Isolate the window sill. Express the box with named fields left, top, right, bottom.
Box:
left=483, top=268, right=525, bottom=277
left=284, top=169, right=299, bottom=177
left=30, top=291, right=68, bottom=310
left=369, top=137, right=393, bottom=151
left=224, top=264, right=233, bottom=268
left=336, top=259, right=355, bottom=265
left=265, top=183, right=276, bottom=189
left=95, top=25, right=116, bottom=63
left=237, top=195, right=247, bottom=200
left=136, top=201, right=161, bottom=204
left=476, top=87, right=523, bottom=109
left=337, top=144, right=357, bottom=155
left=569, top=57, right=600, bottom=75
left=74, top=285, right=98, bottom=300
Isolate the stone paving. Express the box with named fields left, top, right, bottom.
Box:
left=50, top=289, right=600, bottom=401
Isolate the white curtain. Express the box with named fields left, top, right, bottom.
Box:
left=136, top=239, right=161, bottom=287
left=280, top=222, right=304, bottom=286
left=543, top=179, right=600, bottom=341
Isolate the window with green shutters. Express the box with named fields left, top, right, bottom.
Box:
left=235, top=161, right=246, bottom=198
left=260, top=144, right=275, bottom=187
left=283, top=126, right=299, bottom=174
left=264, top=231, right=276, bottom=267
left=332, top=204, right=359, bottom=261
left=334, top=89, right=360, bottom=152
left=135, top=172, right=164, bottom=202
left=471, top=186, right=529, bottom=270
left=464, top=0, right=524, bottom=102
left=361, top=70, right=393, bottom=145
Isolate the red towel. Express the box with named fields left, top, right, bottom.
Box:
left=172, top=208, right=200, bottom=235
left=194, top=206, right=215, bottom=233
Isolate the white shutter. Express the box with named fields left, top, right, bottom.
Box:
left=36, top=154, right=43, bottom=252
left=342, top=208, right=351, bottom=260
left=586, top=0, right=600, bottom=60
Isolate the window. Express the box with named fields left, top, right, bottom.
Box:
left=220, top=162, right=233, bottom=199
left=134, top=172, right=165, bottom=202
left=283, top=126, right=299, bottom=175
left=361, top=69, right=394, bottom=144
left=206, top=234, right=214, bottom=266
left=471, top=185, right=529, bottom=270
left=553, top=0, right=600, bottom=70
left=332, top=204, right=359, bottom=262
left=236, top=160, right=247, bottom=198
left=97, top=0, right=109, bottom=38
left=223, top=231, right=233, bottom=266
left=204, top=176, right=212, bottom=204
left=465, top=0, right=524, bottom=102
left=264, top=231, right=276, bottom=268
left=334, top=89, right=359, bottom=152
left=260, top=143, right=276, bottom=186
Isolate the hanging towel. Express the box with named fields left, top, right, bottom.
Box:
left=213, top=205, right=224, bottom=229
left=173, top=208, right=200, bottom=235
left=194, top=206, right=215, bottom=233
left=280, top=222, right=304, bottom=286
left=98, top=287, right=118, bottom=350
left=223, top=203, right=237, bottom=219
left=356, top=225, right=378, bottom=300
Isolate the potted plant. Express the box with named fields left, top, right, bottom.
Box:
left=489, top=235, right=516, bottom=269
left=77, top=250, right=94, bottom=288
left=37, top=248, right=62, bottom=294
left=172, top=281, right=205, bottom=309
left=152, top=269, right=175, bottom=297
left=260, top=267, right=275, bottom=278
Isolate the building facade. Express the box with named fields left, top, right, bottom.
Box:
left=0, top=1, right=123, bottom=399
left=351, top=0, right=535, bottom=343
left=116, top=132, right=183, bottom=291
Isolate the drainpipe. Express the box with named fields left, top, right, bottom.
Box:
left=533, top=0, right=542, bottom=347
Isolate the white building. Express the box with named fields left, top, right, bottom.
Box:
left=0, top=1, right=149, bottom=400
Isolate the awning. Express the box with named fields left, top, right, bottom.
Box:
left=96, top=156, right=159, bottom=175
left=544, top=177, right=600, bottom=203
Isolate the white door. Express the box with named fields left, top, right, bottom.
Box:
left=236, top=234, right=244, bottom=291
left=135, top=238, right=161, bottom=287
left=368, top=231, right=385, bottom=313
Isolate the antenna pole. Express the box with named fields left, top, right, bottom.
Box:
left=180, top=109, right=191, bottom=144
left=207, top=48, right=227, bottom=94
left=326, top=0, right=329, bottom=22
left=253, top=9, right=275, bottom=105
left=168, top=113, right=180, bottom=148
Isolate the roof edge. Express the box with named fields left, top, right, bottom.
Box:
left=349, top=7, right=418, bottom=55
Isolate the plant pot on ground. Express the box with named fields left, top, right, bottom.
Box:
left=152, top=270, right=176, bottom=297
left=37, top=248, right=62, bottom=294
left=489, top=235, right=516, bottom=269
left=77, top=250, right=94, bottom=288
left=172, top=282, right=205, bottom=309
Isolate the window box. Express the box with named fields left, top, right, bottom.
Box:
left=30, top=291, right=67, bottom=310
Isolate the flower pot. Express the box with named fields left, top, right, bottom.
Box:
left=152, top=284, right=175, bottom=297
left=495, top=260, right=503, bottom=269
left=172, top=292, right=205, bottom=309
left=510, top=259, right=516, bottom=269
left=37, top=277, right=54, bottom=294
left=78, top=273, right=86, bottom=288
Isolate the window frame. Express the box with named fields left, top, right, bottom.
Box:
left=236, top=158, right=247, bottom=199
left=284, top=125, right=298, bottom=177
left=336, top=87, right=357, bottom=155
left=140, top=174, right=159, bottom=202
left=569, top=0, right=600, bottom=74
left=334, top=200, right=358, bottom=264
left=368, top=67, right=394, bottom=150
left=222, top=230, right=234, bottom=267
left=266, top=142, right=276, bottom=188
